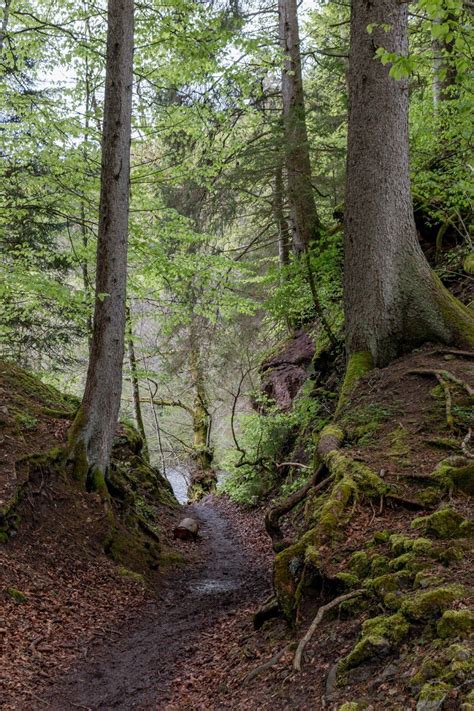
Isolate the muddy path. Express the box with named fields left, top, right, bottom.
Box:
left=41, top=498, right=271, bottom=710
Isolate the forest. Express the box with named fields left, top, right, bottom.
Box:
left=0, top=0, right=473, bottom=708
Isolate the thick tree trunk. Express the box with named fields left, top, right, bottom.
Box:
left=344, top=0, right=474, bottom=369
left=279, top=0, right=320, bottom=255
left=68, top=0, right=134, bottom=491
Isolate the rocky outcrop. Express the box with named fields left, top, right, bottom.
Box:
left=260, top=330, right=316, bottom=410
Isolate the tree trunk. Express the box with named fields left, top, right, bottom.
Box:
left=187, top=319, right=216, bottom=499
left=274, top=161, right=290, bottom=268
left=68, top=0, right=134, bottom=491
left=344, top=0, right=474, bottom=369
left=127, top=309, right=149, bottom=462
left=188, top=323, right=213, bottom=472
left=279, top=0, right=320, bottom=255
left=432, top=12, right=458, bottom=108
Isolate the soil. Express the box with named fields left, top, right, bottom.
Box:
left=6, top=495, right=274, bottom=710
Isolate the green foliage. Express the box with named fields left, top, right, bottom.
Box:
left=263, top=240, right=343, bottom=329
left=221, top=384, right=326, bottom=505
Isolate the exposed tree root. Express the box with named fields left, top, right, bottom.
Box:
left=293, top=590, right=364, bottom=672
left=436, top=373, right=454, bottom=429
left=386, top=493, right=431, bottom=511
left=462, top=428, right=474, bottom=459
left=430, top=348, right=474, bottom=359
left=265, top=464, right=328, bottom=546
left=242, top=642, right=296, bottom=685
left=409, top=368, right=474, bottom=398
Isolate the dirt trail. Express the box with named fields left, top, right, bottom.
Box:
left=41, top=498, right=271, bottom=710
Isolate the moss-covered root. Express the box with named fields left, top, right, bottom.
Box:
left=432, top=273, right=474, bottom=348
left=336, top=351, right=374, bottom=415
left=433, top=457, right=474, bottom=496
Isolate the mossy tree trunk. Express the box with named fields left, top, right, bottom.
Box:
left=188, top=318, right=216, bottom=498
left=68, top=0, right=134, bottom=492
left=344, top=0, right=474, bottom=370
left=126, top=308, right=149, bottom=462
left=279, top=0, right=320, bottom=255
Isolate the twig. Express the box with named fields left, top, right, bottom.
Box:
left=276, top=462, right=311, bottom=469
left=293, top=590, right=364, bottom=672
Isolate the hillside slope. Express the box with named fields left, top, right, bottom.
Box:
left=0, top=360, right=180, bottom=707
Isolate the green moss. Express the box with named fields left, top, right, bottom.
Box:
left=362, top=612, right=411, bottom=644
left=317, top=452, right=387, bottom=535
left=117, top=566, right=145, bottom=584
left=386, top=425, right=410, bottom=458
left=343, top=634, right=391, bottom=668
left=437, top=609, right=474, bottom=639
left=335, top=572, right=359, bottom=588
left=6, top=587, right=28, bottom=604
left=389, top=552, right=415, bottom=571
left=342, top=612, right=412, bottom=670
left=427, top=437, right=461, bottom=451
left=89, top=467, right=108, bottom=497
left=414, top=571, right=443, bottom=589
left=432, top=272, right=474, bottom=347
left=337, top=351, right=374, bottom=414
left=389, top=533, right=414, bottom=555
left=350, top=551, right=370, bottom=577
left=0, top=531, right=8, bottom=544
left=370, top=554, right=390, bottom=576
left=418, top=681, right=451, bottom=704
left=373, top=530, right=390, bottom=544
left=339, top=704, right=362, bottom=711
left=159, top=549, right=185, bottom=566
left=434, top=460, right=474, bottom=496
left=365, top=571, right=413, bottom=598
left=463, top=253, right=474, bottom=275
left=412, top=507, right=474, bottom=539
left=411, top=657, right=444, bottom=685
left=445, top=643, right=471, bottom=662
left=401, top=584, right=465, bottom=621
left=274, top=527, right=315, bottom=620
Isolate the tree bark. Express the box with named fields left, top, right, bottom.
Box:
left=127, top=309, right=149, bottom=461
left=279, top=0, right=320, bottom=255
left=344, top=0, right=474, bottom=368
left=188, top=319, right=214, bottom=473
left=68, top=0, right=134, bottom=490
left=274, top=160, right=290, bottom=268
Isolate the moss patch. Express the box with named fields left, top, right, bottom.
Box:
left=412, top=507, right=474, bottom=539
left=400, top=584, right=465, bottom=621
left=6, top=587, right=28, bottom=604
left=437, top=609, right=474, bottom=639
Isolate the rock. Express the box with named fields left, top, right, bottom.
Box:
left=260, top=331, right=315, bottom=410
left=416, top=682, right=451, bottom=710
left=173, top=517, right=199, bottom=542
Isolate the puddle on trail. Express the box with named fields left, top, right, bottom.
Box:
left=188, top=578, right=240, bottom=594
